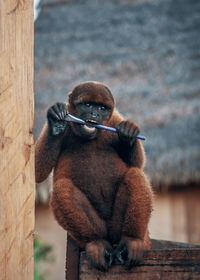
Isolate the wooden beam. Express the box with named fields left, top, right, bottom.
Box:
left=65, top=235, right=80, bottom=280
left=0, top=0, right=34, bottom=279
left=66, top=237, right=200, bottom=280
left=80, top=248, right=200, bottom=280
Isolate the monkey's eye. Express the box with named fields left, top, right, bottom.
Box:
left=99, top=106, right=106, bottom=111
left=85, top=103, right=91, bottom=107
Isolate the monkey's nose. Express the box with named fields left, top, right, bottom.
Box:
left=90, top=112, right=98, bottom=118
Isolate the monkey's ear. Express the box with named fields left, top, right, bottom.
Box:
left=68, top=91, right=73, bottom=104
left=68, top=91, right=82, bottom=107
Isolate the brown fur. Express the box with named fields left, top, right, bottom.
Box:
left=35, top=81, right=153, bottom=270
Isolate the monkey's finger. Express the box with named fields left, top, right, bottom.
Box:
left=124, top=122, right=132, bottom=137
left=130, top=127, right=140, bottom=145
left=57, top=103, right=68, bottom=120
left=61, top=103, right=68, bottom=118
left=116, top=122, right=129, bottom=138
left=115, top=241, right=128, bottom=265
left=104, top=249, right=113, bottom=268
left=125, top=249, right=144, bottom=270
left=47, top=107, right=60, bottom=120
left=53, top=103, right=64, bottom=120
left=121, top=121, right=137, bottom=139
left=127, top=124, right=136, bottom=139
left=56, top=103, right=64, bottom=119
left=133, top=127, right=140, bottom=137
left=132, top=127, right=140, bottom=139
left=122, top=124, right=136, bottom=145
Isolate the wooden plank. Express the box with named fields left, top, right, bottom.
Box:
left=149, top=188, right=200, bottom=244
left=149, top=191, right=173, bottom=241
left=65, top=235, right=80, bottom=280
left=80, top=248, right=200, bottom=280
left=185, top=188, right=200, bottom=243
left=0, top=0, right=34, bottom=279
left=65, top=237, right=200, bottom=280
left=170, top=191, right=188, bottom=242
left=151, top=238, right=200, bottom=249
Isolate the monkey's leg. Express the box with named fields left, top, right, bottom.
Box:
left=109, top=167, right=153, bottom=268
left=51, top=178, right=113, bottom=271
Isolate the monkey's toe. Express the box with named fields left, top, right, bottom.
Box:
left=86, top=240, right=113, bottom=271
left=114, top=240, right=128, bottom=265
left=104, top=248, right=113, bottom=268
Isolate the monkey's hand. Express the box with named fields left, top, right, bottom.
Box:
left=116, top=120, right=140, bottom=147
left=47, top=102, right=68, bottom=136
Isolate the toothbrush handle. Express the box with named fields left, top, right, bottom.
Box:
left=65, top=114, right=146, bottom=141
left=92, top=124, right=146, bottom=141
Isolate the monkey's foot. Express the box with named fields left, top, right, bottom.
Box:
left=115, top=238, right=144, bottom=269
left=86, top=240, right=114, bottom=271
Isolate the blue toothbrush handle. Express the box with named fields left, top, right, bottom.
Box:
left=93, top=124, right=146, bottom=141
left=65, top=113, right=146, bottom=141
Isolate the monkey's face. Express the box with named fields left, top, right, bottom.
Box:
left=69, top=101, right=112, bottom=139
left=75, top=101, right=111, bottom=138
left=68, top=81, right=114, bottom=139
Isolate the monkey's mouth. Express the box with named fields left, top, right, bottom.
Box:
left=83, top=119, right=98, bottom=133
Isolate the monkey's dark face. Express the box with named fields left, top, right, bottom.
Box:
left=72, top=101, right=111, bottom=139
left=68, top=81, right=114, bottom=139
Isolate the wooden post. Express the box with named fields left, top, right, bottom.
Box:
left=65, top=235, right=80, bottom=280
left=0, top=1, right=34, bottom=280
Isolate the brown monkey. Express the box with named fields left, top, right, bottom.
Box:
left=35, top=81, right=153, bottom=271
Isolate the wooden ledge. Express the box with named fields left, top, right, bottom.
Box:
left=66, top=235, right=200, bottom=280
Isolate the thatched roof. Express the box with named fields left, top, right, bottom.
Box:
left=34, top=0, right=200, bottom=190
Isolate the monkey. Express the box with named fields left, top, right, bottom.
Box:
left=35, top=81, right=153, bottom=271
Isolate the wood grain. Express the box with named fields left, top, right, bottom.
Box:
left=66, top=235, right=80, bottom=280
left=0, top=0, right=34, bottom=279
left=65, top=237, right=200, bottom=280
left=79, top=248, right=200, bottom=280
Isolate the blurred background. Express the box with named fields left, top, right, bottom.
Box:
left=33, top=0, right=200, bottom=279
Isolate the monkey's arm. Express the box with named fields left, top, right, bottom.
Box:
left=35, top=125, right=63, bottom=183
left=110, top=111, right=145, bottom=168
left=35, top=103, right=68, bottom=183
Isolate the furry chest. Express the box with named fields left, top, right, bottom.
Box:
left=69, top=149, right=126, bottom=219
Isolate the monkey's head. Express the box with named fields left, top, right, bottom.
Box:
left=68, top=81, right=115, bottom=139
